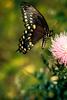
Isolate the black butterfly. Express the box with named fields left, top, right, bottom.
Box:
left=17, top=2, right=52, bottom=54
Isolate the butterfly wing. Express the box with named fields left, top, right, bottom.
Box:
left=18, top=3, right=50, bottom=54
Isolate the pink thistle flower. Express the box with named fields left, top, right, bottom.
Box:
left=51, top=32, right=67, bottom=66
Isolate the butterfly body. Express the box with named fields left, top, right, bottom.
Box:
left=18, top=2, right=51, bottom=54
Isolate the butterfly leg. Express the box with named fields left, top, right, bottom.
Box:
left=42, top=34, right=46, bottom=49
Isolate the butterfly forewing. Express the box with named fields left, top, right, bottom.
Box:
left=18, top=3, right=50, bottom=54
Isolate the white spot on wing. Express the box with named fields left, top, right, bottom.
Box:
left=25, top=30, right=27, bottom=34
left=30, top=20, right=33, bottom=23
left=28, top=37, right=31, bottom=40
left=33, top=24, right=36, bottom=29
left=25, top=19, right=28, bottom=22
left=24, top=48, right=26, bottom=51
left=24, top=13, right=26, bottom=15
left=23, top=36, right=25, bottom=39
left=24, top=16, right=27, bottom=19
left=21, top=46, right=23, bottom=49
left=28, top=26, right=30, bottom=29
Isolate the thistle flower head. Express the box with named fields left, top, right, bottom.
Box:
left=51, top=32, right=67, bottom=66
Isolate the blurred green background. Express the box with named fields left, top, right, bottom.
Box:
left=0, top=0, right=67, bottom=99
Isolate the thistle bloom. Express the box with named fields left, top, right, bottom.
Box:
left=51, top=32, right=67, bottom=66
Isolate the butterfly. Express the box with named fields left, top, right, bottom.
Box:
left=17, top=2, right=52, bottom=54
